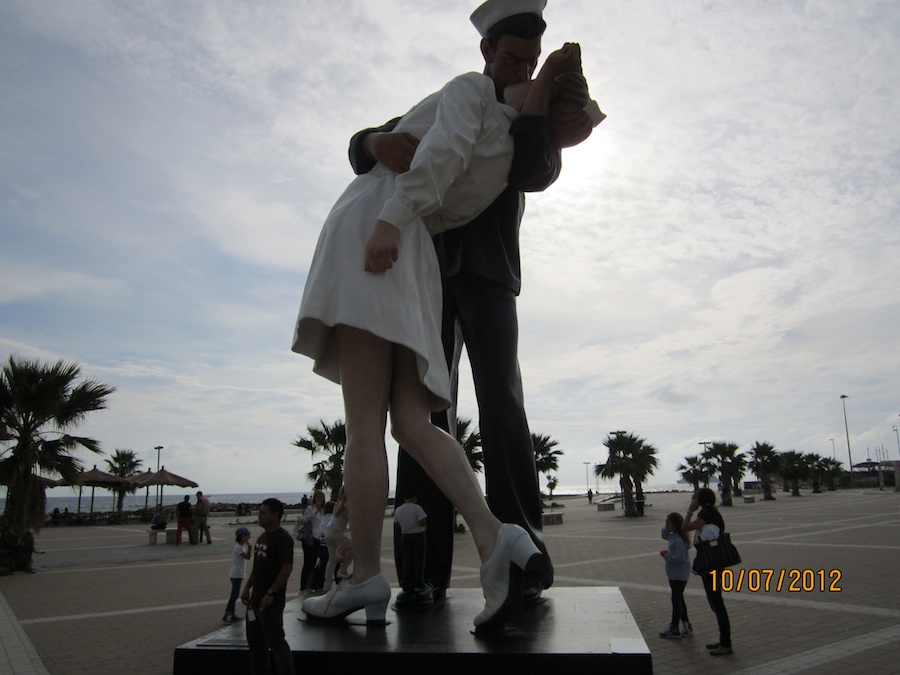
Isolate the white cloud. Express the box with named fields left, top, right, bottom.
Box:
left=2, top=0, right=899, bottom=495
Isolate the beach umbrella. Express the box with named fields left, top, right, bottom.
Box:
left=72, top=465, right=133, bottom=513
left=133, top=469, right=157, bottom=511
left=134, top=466, right=199, bottom=507
left=0, top=474, right=59, bottom=488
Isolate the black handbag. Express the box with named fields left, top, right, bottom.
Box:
left=692, top=532, right=741, bottom=574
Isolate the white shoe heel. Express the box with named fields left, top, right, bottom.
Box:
left=365, top=598, right=389, bottom=623
left=474, top=524, right=542, bottom=630
left=509, top=526, right=541, bottom=569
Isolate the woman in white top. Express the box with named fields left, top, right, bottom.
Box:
left=297, top=489, right=326, bottom=593
left=295, top=41, right=583, bottom=630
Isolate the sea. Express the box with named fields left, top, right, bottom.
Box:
left=2, top=482, right=689, bottom=515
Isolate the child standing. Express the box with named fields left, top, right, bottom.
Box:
left=223, top=526, right=251, bottom=623
left=659, top=512, right=692, bottom=638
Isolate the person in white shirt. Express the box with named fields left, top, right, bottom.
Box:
left=223, top=526, right=251, bottom=623
left=393, top=488, right=429, bottom=597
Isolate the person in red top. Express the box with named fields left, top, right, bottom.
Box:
left=174, top=496, right=194, bottom=545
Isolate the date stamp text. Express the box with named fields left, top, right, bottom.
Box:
left=710, top=568, right=842, bottom=593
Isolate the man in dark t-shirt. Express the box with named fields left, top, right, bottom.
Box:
left=241, top=498, right=295, bottom=675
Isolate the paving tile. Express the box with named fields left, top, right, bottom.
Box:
left=1, top=490, right=897, bottom=674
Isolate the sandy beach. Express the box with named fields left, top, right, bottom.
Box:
left=2, top=488, right=898, bottom=674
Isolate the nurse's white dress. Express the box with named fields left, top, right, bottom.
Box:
left=293, top=72, right=518, bottom=411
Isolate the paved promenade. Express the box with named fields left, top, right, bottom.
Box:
left=1, top=488, right=898, bottom=674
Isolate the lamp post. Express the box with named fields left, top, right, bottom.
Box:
left=830, top=438, right=835, bottom=460
left=154, top=445, right=164, bottom=507
left=583, top=462, right=590, bottom=493
left=840, top=396, right=853, bottom=486
left=893, top=426, right=900, bottom=459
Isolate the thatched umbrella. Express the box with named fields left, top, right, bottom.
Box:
left=134, top=466, right=199, bottom=508
left=73, top=465, right=133, bottom=513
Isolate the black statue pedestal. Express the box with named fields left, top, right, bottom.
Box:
left=173, top=587, right=652, bottom=674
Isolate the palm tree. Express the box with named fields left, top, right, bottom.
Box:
left=545, top=475, right=558, bottom=499
left=702, top=442, right=742, bottom=506
left=699, top=455, right=717, bottom=487
left=630, top=441, right=659, bottom=502
left=779, top=450, right=807, bottom=496
left=456, top=417, right=483, bottom=474
left=730, top=451, right=748, bottom=497
left=104, top=449, right=143, bottom=513
left=532, top=432, right=563, bottom=481
left=748, top=441, right=780, bottom=500
left=807, top=453, right=825, bottom=493
left=595, top=431, right=647, bottom=517
left=821, top=457, right=844, bottom=490
left=293, top=419, right=346, bottom=499
left=677, top=455, right=711, bottom=494
left=0, top=356, right=114, bottom=541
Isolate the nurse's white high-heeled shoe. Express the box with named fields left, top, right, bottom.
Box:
left=302, top=574, right=391, bottom=623
left=473, top=524, right=542, bottom=631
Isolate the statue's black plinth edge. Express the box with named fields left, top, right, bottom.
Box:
left=173, top=586, right=652, bottom=674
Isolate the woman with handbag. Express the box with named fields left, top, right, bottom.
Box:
left=684, top=487, right=733, bottom=656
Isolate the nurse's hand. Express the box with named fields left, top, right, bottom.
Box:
left=365, top=220, right=400, bottom=272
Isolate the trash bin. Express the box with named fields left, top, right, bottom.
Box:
left=635, top=499, right=645, bottom=516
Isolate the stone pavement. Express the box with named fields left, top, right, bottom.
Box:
left=1, top=488, right=898, bottom=674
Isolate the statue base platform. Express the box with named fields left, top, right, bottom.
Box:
left=173, top=586, right=652, bottom=674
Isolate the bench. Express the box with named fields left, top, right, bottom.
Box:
left=597, top=503, right=615, bottom=511
left=743, top=496, right=755, bottom=504
left=542, top=512, right=564, bottom=526
left=147, top=528, right=178, bottom=545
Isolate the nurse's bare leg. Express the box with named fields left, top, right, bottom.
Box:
left=335, top=324, right=391, bottom=584
left=388, top=344, right=501, bottom=561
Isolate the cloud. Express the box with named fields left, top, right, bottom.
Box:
left=2, top=1, right=899, bottom=495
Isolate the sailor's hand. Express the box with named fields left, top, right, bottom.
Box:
left=364, top=132, right=419, bottom=173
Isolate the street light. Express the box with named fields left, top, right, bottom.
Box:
left=154, top=445, right=164, bottom=507
left=840, top=396, right=853, bottom=485
left=583, top=462, right=590, bottom=493
left=893, top=426, right=900, bottom=460
left=830, top=438, right=835, bottom=459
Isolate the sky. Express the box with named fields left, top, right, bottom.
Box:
left=2, top=0, right=899, bottom=498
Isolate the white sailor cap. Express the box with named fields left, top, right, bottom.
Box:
left=470, top=0, right=547, bottom=38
